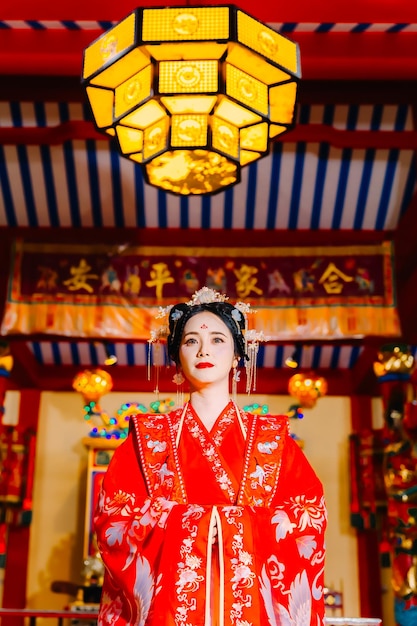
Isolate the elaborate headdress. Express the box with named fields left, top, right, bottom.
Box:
left=148, top=287, right=268, bottom=395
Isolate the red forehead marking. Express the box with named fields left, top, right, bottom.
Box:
left=200, top=324, right=208, bottom=329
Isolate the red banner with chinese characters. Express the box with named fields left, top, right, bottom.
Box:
left=0, top=239, right=400, bottom=340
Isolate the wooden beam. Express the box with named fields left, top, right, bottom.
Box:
left=1, top=122, right=416, bottom=151
left=2, top=76, right=416, bottom=107
left=1, top=28, right=417, bottom=81
left=2, top=390, right=41, bottom=621
left=2, top=0, right=417, bottom=23
left=6, top=362, right=366, bottom=397
left=350, top=345, right=380, bottom=396
left=8, top=343, right=46, bottom=389
left=349, top=396, right=384, bottom=619
left=0, top=225, right=389, bottom=249
left=394, top=186, right=417, bottom=343
left=394, top=190, right=417, bottom=281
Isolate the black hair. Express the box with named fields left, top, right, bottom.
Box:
left=167, top=301, right=247, bottom=365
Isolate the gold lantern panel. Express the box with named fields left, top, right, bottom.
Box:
left=288, top=373, right=328, bottom=409
left=82, top=5, right=300, bottom=195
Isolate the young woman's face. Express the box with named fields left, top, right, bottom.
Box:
left=179, top=311, right=236, bottom=389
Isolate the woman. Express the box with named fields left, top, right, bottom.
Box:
left=94, top=287, right=327, bottom=626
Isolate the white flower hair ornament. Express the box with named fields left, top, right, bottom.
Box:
left=186, top=286, right=229, bottom=305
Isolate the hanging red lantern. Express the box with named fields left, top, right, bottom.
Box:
left=72, top=368, right=113, bottom=405
left=288, top=373, right=328, bottom=409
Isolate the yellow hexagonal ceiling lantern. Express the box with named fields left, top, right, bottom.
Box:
left=82, top=5, right=301, bottom=196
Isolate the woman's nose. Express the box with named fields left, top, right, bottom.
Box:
left=197, top=344, right=209, bottom=356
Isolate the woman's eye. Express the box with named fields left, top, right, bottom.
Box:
left=184, top=338, right=197, bottom=345
left=213, top=337, right=224, bottom=343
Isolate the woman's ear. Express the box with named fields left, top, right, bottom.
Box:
left=232, top=358, right=239, bottom=369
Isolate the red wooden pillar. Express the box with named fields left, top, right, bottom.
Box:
left=2, top=389, right=41, bottom=626
left=350, top=395, right=383, bottom=619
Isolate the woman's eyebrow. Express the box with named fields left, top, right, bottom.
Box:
left=183, top=330, right=227, bottom=338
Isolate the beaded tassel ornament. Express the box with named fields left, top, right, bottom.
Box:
left=147, top=308, right=171, bottom=399
left=243, top=328, right=269, bottom=393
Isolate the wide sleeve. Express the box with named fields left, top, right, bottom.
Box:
left=257, top=430, right=328, bottom=626
left=93, top=433, right=179, bottom=625
left=94, top=428, right=219, bottom=626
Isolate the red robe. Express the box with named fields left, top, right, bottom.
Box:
left=94, top=401, right=327, bottom=626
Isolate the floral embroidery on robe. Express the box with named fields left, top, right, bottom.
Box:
left=94, top=401, right=327, bottom=626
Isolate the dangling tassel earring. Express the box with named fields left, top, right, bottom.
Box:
left=232, top=359, right=240, bottom=402
left=147, top=340, right=152, bottom=382
left=173, top=369, right=185, bottom=408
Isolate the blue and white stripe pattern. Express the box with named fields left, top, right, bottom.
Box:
left=29, top=341, right=149, bottom=368
left=28, top=341, right=363, bottom=370
left=0, top=101, right=415, bottom=230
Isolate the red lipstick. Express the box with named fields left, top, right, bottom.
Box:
left=196, top=362, right=214, bottom=369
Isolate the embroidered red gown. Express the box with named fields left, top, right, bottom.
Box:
left=94, top=402, right=327, bottom=626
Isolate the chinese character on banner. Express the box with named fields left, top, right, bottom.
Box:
left=63, top=259, right=99, bottom=293
left=234, top=264, right=263, bottom=298
left=319, top=262, right=354, bottom=294
left=146, top=262, right=175, bottom=299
